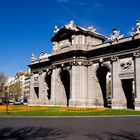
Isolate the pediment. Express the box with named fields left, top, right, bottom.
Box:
left=51, top=28, right=74, bottom=42
left=51, top=21, right=106, bottom=42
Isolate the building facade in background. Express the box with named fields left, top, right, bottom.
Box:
left=24, top=76, right=30, bottom=101
left=28, top=21, right=140, bottom=110
left=5, top=71, right=30, bottom=101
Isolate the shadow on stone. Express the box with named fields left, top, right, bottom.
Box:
left=0, top=127, right=72, bottom=140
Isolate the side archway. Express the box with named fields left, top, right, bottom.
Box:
left=121, top=79, right=134, bottom=109
left=96, top=65, right=111, bottom=107
left=45, top=72, right=51, bottom=100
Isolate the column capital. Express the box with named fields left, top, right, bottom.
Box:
left=52, top=65, right=56, bottom=69
left=70, top=61, right=91, bottom=66
left=133, top=51, right=140, bottom=58
left=30, top=72, right=34, bottom=76
left=46, top=69, right=52, bottom=75
left=111, top=56, right=118, bottom=62
left=39, top=70, right=43, bottom=75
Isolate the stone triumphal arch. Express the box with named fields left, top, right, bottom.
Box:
left=28, top=21, right=140, bottom=110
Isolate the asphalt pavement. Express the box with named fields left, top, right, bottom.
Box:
left=0, top=116, right=140, bottom=140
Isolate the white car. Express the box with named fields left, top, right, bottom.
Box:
left=13, top=101, right=24, bottom=105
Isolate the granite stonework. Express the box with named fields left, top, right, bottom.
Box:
left=28, top=21, right=140, bottom=110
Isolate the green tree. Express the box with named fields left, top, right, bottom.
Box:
left=0, top=72, right=7, bottom=97
left=9, top=81, right=22, bottom=100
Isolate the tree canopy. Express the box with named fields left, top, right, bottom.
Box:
left=0, top=72, right=7, bottom=97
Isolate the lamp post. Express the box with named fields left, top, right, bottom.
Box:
left=5, top=86, right=9, bottom=114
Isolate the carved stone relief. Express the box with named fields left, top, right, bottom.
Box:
left=70, top=61, right=90, bottom=66
left=52, top=42, right=59, bottom=51
left=108, top=29, right=123, bottom=42
left=33, top=74, right=39, bottom=87
left=59, top=39, right=71, bottom=48
left=120, top=58, right=134, bottom=71
left=31, top=53, right=37, bottom=63
left=64, top=20, right=79, bottom=31
left=131, top=20, right=140, bottom=36
left=34, top=76, right=38, bottom=82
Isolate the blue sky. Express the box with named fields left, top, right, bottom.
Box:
left=0, top=0, right=140, bottom=77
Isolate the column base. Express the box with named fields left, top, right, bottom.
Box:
left=112, top=99, right=127, bottom=109
left=28, top=99, right=51, bottom=106
left=69, top=99, right=86, bottom=107
left=69, top=99, right=104, bottom=108
left=50, top=99, right=67, bottom=107
left=135, top=98, right=140, bottom=110
left=86, top=99, right=103, bottom=108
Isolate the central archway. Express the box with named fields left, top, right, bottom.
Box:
left=45, top=73, right=51, bottom=100
left=96, top=66, right=111, bottom=108
left=60, top=70, right=70, bottom=107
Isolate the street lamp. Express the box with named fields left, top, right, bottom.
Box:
left=5, top=86, right=9, bottom=114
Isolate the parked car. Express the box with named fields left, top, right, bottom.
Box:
left=0, top=98, right=2, bottom=105
left=13, top=100, right=24, bottom=105
left=9, top=99, right=16, bottom=103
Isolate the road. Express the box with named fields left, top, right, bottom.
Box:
left=0, top=116, right=140, bottom=140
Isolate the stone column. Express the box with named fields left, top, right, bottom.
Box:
left=51, top=67, right=68, bottom=106
left=50, top=67, right=57, bottom=105
left=69, top=62, right=87, bottom=107
left=55, top=67, right=68, bottom=106
left=86, top=63, right=103, bottom=107
left=111, top=56, right=127, bottom=109
left=28, top=73, right=39, bottom=105
left=134, top=51, right=140, bottom=110
left=38, top=71, right=49, bottom=105
left=93, top=63, right=104, bottom=107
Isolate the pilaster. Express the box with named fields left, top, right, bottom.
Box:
left=28, top=73, right=39, bottom=105
left=111, top=56, right=127, bottom=109
left=134, top=51, right=140, bottom=110
left=38, top=71, right=50, bottom=105
left=50, top=66, right=57, bottom=105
